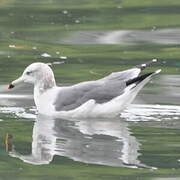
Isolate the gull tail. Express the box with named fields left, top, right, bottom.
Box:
left=136, top=59, right=158, bottom=70
left=126, top=69, right=161, bottom=86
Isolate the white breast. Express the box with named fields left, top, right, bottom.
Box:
left=34, top=86, right=58, bottom=115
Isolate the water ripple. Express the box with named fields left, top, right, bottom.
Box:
left=121, top=104, right=180, bottom=121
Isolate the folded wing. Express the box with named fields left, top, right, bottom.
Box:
left=54, top=68, right=141, bottom=111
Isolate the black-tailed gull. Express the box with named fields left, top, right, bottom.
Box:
left=8, top=59, right=161, bottom=118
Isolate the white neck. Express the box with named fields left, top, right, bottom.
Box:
left=33, top=79, right=56, bottom=108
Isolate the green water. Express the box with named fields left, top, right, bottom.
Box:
left=1, top=0, right=180, bottom=179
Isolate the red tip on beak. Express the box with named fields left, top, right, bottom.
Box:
left=8, top=84, right=15, bottom=89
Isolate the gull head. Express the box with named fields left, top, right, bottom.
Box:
left=8, top=62, right=56, bottom=90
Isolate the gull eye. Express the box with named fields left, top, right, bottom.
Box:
left=26, top=71, right=32, bottom=75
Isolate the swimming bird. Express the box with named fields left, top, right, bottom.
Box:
left=8, top=59, right=161, bottom=118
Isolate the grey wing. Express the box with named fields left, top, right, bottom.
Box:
left=102, top=68, right=141, bottom=82
left=54, top=80, right=126, bottom=111
left=103, top=59, right=157, bottom=82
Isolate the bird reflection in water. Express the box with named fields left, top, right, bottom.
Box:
left=7, top=115, right=145, bottom=168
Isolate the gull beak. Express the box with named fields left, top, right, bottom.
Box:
left=8, top=84, right=15, bottom=89
left=8, top=76, right=24, bottom=90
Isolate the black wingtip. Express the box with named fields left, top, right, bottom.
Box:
left=136, top=59, right=158, bottom=70
left=126, top=72, right=154, bottom=86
